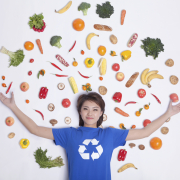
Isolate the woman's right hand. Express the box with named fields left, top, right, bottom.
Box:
left=0, top=92, right=16, bottom=109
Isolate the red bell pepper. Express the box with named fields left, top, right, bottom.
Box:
left=113, top=92, right=122, bottom=103
left=118, top=149, right=127, bottom=161
left=39, top=87, right=48, bottom=99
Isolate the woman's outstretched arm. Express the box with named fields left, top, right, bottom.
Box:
left=126, top=100, right=180, bottom=141
left=0, top=92, right=54, bottom=140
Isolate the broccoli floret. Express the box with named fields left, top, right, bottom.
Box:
left=78, top=2, right=91, bottom=16
left=96, top=1, right=114, bottom=18
left=50, top=36, right=62, bottom=48
left=141, top=37, right=164, bottom=59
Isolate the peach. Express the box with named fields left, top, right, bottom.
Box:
left=20, top=82, right=29, bottom=92
left=5, top=117, right=14, bottom=126
left=116, top=72, right=124, bottom=81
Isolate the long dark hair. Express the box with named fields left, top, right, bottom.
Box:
left=77, top=92, right=105, bottom=127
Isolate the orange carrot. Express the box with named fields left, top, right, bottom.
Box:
left=121, top=10, right=126, bottom=25
left=36, top=39, right=43, bottom=54
left=115, top=107, right=129, bottom=117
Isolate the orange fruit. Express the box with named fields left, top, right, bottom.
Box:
left=24, top=41, right=34, bottom=51
left=73, top=19, right=85, bottom=31
left=150, top=137, right=162, bottom=150
left=98, top=46, right=106, bottom=56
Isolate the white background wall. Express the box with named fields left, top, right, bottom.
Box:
left=0, top=0, right=180, bottom=179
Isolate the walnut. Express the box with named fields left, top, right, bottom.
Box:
left=161, top=127, right=169, bottom=134
left=139, top=145, right=145, bottom=150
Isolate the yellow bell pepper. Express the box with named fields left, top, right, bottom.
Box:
left=120, top=50, right=131, bottom=61
left=20, top=139, right=30, bottom=149
left=85, top=58, right=95, bottom=68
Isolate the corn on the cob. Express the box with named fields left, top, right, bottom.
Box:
left=68, top=77, right=78, bottom=94
left=100, top=58, right=107, bottom=75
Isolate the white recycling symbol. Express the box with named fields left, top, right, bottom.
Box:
left=78, top=139, right=103, bottom=161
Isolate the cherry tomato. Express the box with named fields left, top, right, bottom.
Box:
left=143, top=119, right=151, bottom=127
left=112, top=63, right=120, bottom=71
left=137, top=89, right=146, bottom=98
left=30, top=59, right=34, bottom=63
left=28, top=71, right=32, bottom=76
left=62, top=98, right=71, bottom=108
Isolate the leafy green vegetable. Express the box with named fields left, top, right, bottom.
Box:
left=96, top=1, right=114, bottom=18
left=141, top=37, right=164, bottom=59
left=78, top=2, right=91, bottom=16
left=28, top=13, right=44, bottom=29
left=50, top=36, right=62, bottom=48
left=0, top=46, right=25, bottom=67
left=34, top=147, right=64, bottom=169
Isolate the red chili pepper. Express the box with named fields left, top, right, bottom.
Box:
left=78, top=71, right=92, bottom=78
left=51, top=74, right=68, bottom=77
left=69, top=41, right=76, bottom=52
left=113, top=92, right=122, bottom=103
left=47, top=61, right=62, bottom=71
left=34, top=109, right=44, bottom=120
left=118, top=149, right=127, bottom=161
left=39, top=87, right=48, bottom=99
left=125, top=101, right=137, bottom=106
left=151, top=93, right=161, bottom=104
left=6, top=82, right=13, bottom=94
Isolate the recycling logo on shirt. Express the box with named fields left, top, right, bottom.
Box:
left=78, top=139, right=103, bottom=161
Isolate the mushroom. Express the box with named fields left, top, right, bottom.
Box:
left=166, top=117, right=170, bottom=122
left=138, top=144, right=145, bottom=150
left=50, top=119, right=58, bottom=126
left=65, top=117, right=71, bottom=124
left=103, top=114, right=107, bottom=121
left=129, top=143, right=136, bottom=148
left=58, top=83, right=65, bottom=90
left=48, top=103, right=55, bottom=111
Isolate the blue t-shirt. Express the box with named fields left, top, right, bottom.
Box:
left=52, top=126, right=129, bottom=180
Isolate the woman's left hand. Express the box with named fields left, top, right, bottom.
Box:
left=166, top=100, right=180, bottom=117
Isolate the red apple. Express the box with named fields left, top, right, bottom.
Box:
left=116, top=72, right=124, bottom=81
left=20, top=82, right=29, bottom=92
left=5, top=117, right=14, bottom=126
left=170, top=93, right=179, bottom=102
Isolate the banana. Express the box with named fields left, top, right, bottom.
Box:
left=147, top=74, right=164, bottom=88
left=86, top=33, right=99, bottom=50
left=144, top=70, right=158, bottom=85
left=55, top=1, right=72, bottom=14
left=118, top=163, right=137, bottom=173
left=99, top=58, right=107, bottom=75
left=141, top=68, right=149, bottom=84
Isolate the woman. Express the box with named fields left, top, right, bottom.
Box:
left=0, top=91, right=180, bottom=180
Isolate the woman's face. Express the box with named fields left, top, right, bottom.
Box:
left=80, top=100, right=103, bottom=128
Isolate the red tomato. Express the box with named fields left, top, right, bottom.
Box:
left=112, top=63, right=120, bottom=71
left=143, top=119, right=151, bottom=127
left=62, top=98, right=71, bottom=108
left=137, top=89, right=146, bottom=98
left=170, top=93, right=179, bottom=102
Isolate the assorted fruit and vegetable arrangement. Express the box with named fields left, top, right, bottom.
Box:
left=0, top=0, right=179, bottom=173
